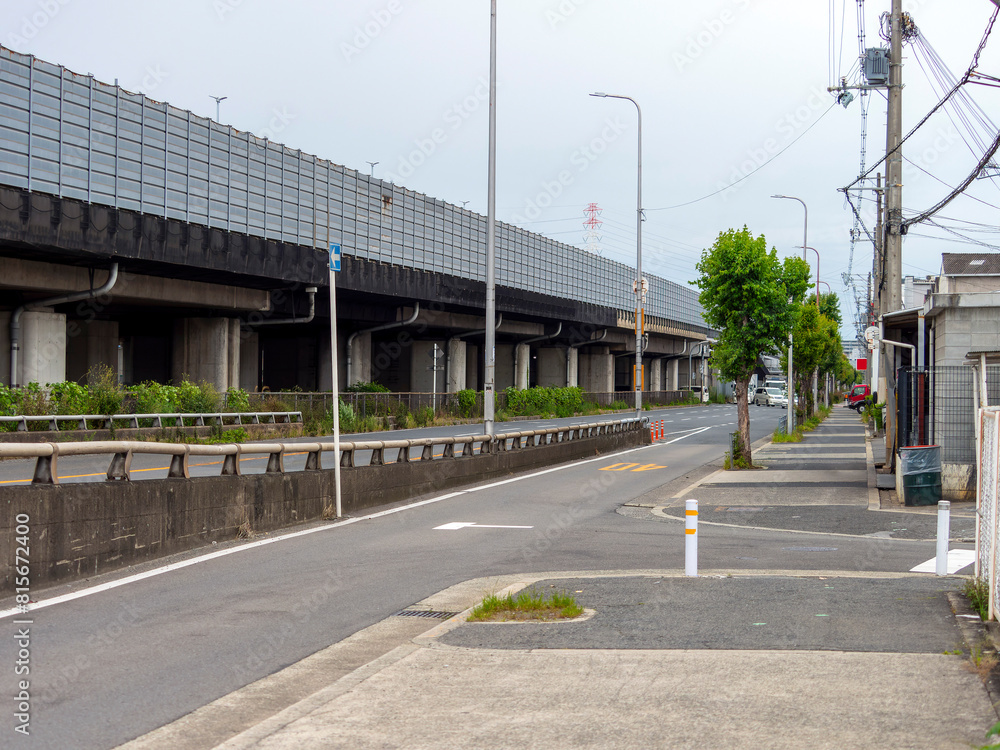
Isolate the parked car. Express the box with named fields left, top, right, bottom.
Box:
left=845, top=384, right=870, bottom=411
left=753, top=387, right=787, bottom=407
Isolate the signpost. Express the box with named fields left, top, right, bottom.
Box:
left=329, top=243, right=342, bottom=518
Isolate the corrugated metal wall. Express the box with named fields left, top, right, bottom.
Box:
left=0, top=46, right=704, bottom=329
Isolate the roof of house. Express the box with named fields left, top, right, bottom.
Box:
left=941, top=253, right=1000, bottom=275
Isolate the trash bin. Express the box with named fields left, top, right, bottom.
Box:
left=899, top=445, right=942, bottom=507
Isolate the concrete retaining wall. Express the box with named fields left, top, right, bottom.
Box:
left=0, top=427, right=648, bottom=593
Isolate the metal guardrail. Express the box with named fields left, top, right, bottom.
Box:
left=0, top=412, right=303, bottom=432
left=240, top=391, right=690, bottom=417
left=0, top=419, right=643, bottom=485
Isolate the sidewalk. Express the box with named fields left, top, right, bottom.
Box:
left=119, top=407, right=996, bottom=750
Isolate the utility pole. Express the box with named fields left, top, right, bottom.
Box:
left=885, top=0, right=903, bottom=314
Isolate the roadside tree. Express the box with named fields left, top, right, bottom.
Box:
left=693, top=227, right=809, bottom=466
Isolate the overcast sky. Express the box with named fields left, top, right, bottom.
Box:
left=5, top=0, right=1000, bottom=340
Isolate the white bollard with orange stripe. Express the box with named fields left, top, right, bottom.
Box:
left=685, top=499, right=698, bottom=577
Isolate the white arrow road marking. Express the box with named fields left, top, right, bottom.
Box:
left=909, top=549, right=975, bottom=574
left=434, top=522, right=534, bottom=531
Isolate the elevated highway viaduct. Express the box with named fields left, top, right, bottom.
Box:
left=0, top=46, right=711, bottom=395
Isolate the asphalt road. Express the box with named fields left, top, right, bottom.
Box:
left=0, top=403, right=781, bottom=485
left=0, top=402, right=942, bottom=750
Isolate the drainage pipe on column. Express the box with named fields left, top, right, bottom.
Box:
left=11, top=262, right=119, bottom=388
left=345, top=302, right=420, bottom=386
left=252, top=287, right=318, bottom=326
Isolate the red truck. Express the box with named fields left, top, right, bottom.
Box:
left=845, top=384, right=870, bottom=411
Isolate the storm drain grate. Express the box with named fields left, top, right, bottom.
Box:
left=394, top=609, right=458, bottom=620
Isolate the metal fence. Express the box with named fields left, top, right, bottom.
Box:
left=237, top=390, right=692, bottom=419
left=897, top=366, right=1000, bottom=464
left=977, top=407, right=1000, bottom=618
left=0, top=45, right=706, bottom=331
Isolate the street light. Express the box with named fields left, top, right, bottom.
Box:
left=772, top=194, right=808, bottom=434
left=803, top=245, right=822, bottom=412
left=804, top=246, right=821, bottom=307
left=210, top=95, right=227, bottom=122
left=591, top=92, right=643, bottom=418
left=483, top=0, right=498, bottom=436
left=366, top=161, right=379, bottom=177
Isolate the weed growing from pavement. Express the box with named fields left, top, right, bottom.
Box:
left=964, top=577, right=991, bottom=621
left=980, top=719, right=1000, bottom=749
left=967, top=642, right=999, bottom=680
left=468, top=588, right=583, bottom=622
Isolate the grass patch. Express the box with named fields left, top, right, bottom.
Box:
left=772, top=429, right=802, bottom=443
left=468, top=588, right=584, bottom=622
left=964, top=577, right=990, bottom=621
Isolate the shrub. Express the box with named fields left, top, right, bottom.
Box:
left=86, top=364, right=124, bottom=415
left=345, top=381, right=389, bottom=393
left=48, top=381, right=89, bottom=414
left=225, top=387, right=251, bottom=413
left=457, top=389, right=479, bottom=418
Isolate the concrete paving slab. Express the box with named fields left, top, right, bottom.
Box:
left=669, top=485, right=869, bottom=507
left=703, top=469, right=868, bottom=485
left=217, top=647, right=994, bottom=750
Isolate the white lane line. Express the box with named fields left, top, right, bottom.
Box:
left=909, top=549, right=975, bottom=574
left=434, top=522, right=534, bottom=531
left=0, top=427, right=713, bottom=620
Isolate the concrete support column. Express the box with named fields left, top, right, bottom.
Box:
left=227, top=319, right=241, bottom=391
left=0, top=312, right=10, bottom=386
left=566, top=346, right=579, bottom=388
left=240, top=331, right=259, bottom=392
left=495, top=344, right=514, bottom=391
left=410, top=340, right=445, bottom=393
left=579, top=346, right=613, bottom=393
left=349, top=331, right=372, bottom=386
left=650, top=358, right=663, bottom=391
left=446, top=338, right=467, bottom=392
left=65, top=319, right=117, bottom=383
left=515, top=342, right=530, bottom=390
left=465, top=343, right=479, bottom=390
left=172, top=318, right=239, bottom=391
left=536, top=347, right=564, bottom=387
left=16, top=310, right=67, bottom=386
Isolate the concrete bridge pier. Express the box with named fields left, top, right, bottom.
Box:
left=536, top=347, right=565, bottom=387
left=66, top=319, right=119, bottom=384
left=566, top=346, right=579, bottom=388
left=172, top=318, right=242, bottom=392
left=515, top=343, right=530, bottom=390
left=446, top=338, right=467, bottom=392
left=2, top=309, right=67, bottom=386
left=650, top=358, right=663, bottom=391
left=579, top=347, right=614, bottom=392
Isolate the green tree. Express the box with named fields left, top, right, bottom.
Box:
left=693, top=227, right=809, bottom=465
left=785, top=303, right=841, bottom=416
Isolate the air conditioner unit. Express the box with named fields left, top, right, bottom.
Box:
left=864, top=48, right=890, bottom=86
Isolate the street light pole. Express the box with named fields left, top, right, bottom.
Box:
left=366, top=161, right=379, bottom=177
left=591, top=92, right=643, bottom=419
left=483, top=0, right=498, bottom=436
left=772, top=194, right=808, bottom=433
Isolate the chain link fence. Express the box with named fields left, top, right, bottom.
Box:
left=977, top=408, right=999, bottom=618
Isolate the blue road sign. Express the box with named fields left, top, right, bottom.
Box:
left=330, top=243, right=341, bottom=272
